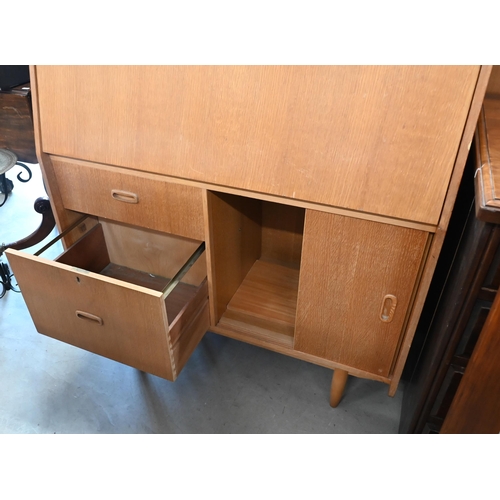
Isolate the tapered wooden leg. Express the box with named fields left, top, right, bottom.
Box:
left=330, top=369, right=348, bottom=408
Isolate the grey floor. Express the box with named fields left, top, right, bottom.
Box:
left=0, top=164, right=404, bottom=433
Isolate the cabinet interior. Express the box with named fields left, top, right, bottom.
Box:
left=53, top=218, right=207, bottom=324
left=207, top=191, right=305, bottom=345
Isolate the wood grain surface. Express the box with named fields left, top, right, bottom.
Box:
left=35, top=65, right=480, bottom=225
left=171, top=297, right=210, bottom=376
left=261, top=203, right=304, bottom=268
left=294, top=210, right=429, bottom=377
left=55, top=222, right=110, bottom=272
left=485, top=65, right=500, bottom=97
left=6, top=248, right=175, bottom=380
left=99, top=219, right=206, bottom=287
left=388, top=65, right=492, bottom=395
left=221, top=260, right=299, bottom=339
left=440, top=286, right=500, bottom=433
left=29, top=67, right=90, bottom=242
left=0, top=85, right=37, bottom=163
left=475, top=96, right=500, bottom=221
left=210, top=322, right=390, bottom=383
left=51, top=156, right=205, bottom=240
left=24, top=65, right=492, bottom=396
left=204, top=191, right=262, bottom=323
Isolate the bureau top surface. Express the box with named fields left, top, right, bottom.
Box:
left=35, top=66, right=481, bottom=226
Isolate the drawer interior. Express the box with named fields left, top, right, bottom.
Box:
left=51, top=218, right=207, bottom=325
left=6, top=216, right=209, bottom=380
left=206, top=191, right=305, bottom=345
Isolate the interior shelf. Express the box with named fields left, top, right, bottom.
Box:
left=207, top=191, right=304, bottom=346
left=218, top=259, right=299, bottom=344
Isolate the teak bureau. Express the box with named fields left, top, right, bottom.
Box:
left=6, top=66, right=491, bottom=406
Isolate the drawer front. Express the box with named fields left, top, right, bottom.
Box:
left=51, top=156, right=205, bottom=241
left=6, top=238, right=209, bottom=381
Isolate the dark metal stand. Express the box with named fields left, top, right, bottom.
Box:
left=0, top=197, right=56, bottom=298
left=0, top=161, right=32, bottom=207
left=1, top=197, right=55, bottom=252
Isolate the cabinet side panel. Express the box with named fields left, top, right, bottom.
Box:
left=29, top=66, right=86, bottom=237
left=36, top=65, right=480, bottom=225
left=204, top=192, right=262, bottom=323
left=389, top=65, right=492, bottom=395
left=295, top=211, right=428, bottom=377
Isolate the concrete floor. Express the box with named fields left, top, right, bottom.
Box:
left=0, top=164, right=404, bottom=433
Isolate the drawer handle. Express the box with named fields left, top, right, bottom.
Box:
left=380, top=294, right=397, bottom=323
left=76, top=310, right=103, bottom=326
left=111, top=189, right=139, bottom=204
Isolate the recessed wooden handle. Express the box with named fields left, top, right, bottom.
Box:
left=111, top=189, right=139, bottom=204
left=380, top=294, right=397, bottom=323
left=76, top=310, right=103, bottom=325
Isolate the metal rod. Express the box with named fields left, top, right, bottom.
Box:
left=161, top=241, right=206, bottom=298
left=34, top=215, right=88, bottom=256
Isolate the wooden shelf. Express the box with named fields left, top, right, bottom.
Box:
left=217, top=259, right=299, bottom=346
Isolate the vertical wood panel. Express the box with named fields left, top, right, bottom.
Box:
left=388, top=64, right=492, bottom=395
left=261, top=202, right=305, bottom=268
left=204, top=192, right=261, bottom=323
left=99, top=219, right=206, bottom=286
left=295, top=210, right=428, bottom=376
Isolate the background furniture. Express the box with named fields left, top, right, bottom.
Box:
left=0, top=66, right=36, bottom=206
left=0, top=66, right=36, bottom=163
left=6, top=66, right=491, bottom=406
left=0, top=66, right=55, bottom=295
left=399, top=67, right=500, bottom=433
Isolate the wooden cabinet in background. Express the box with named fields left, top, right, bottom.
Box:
left=400, top=67, right=500, bottom=432
left=6, top=66, right=492, bottom=407
left=0, top=81, right=36, bottom=164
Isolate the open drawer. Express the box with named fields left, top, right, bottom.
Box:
left=5, top=218, right=209, bottom=381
